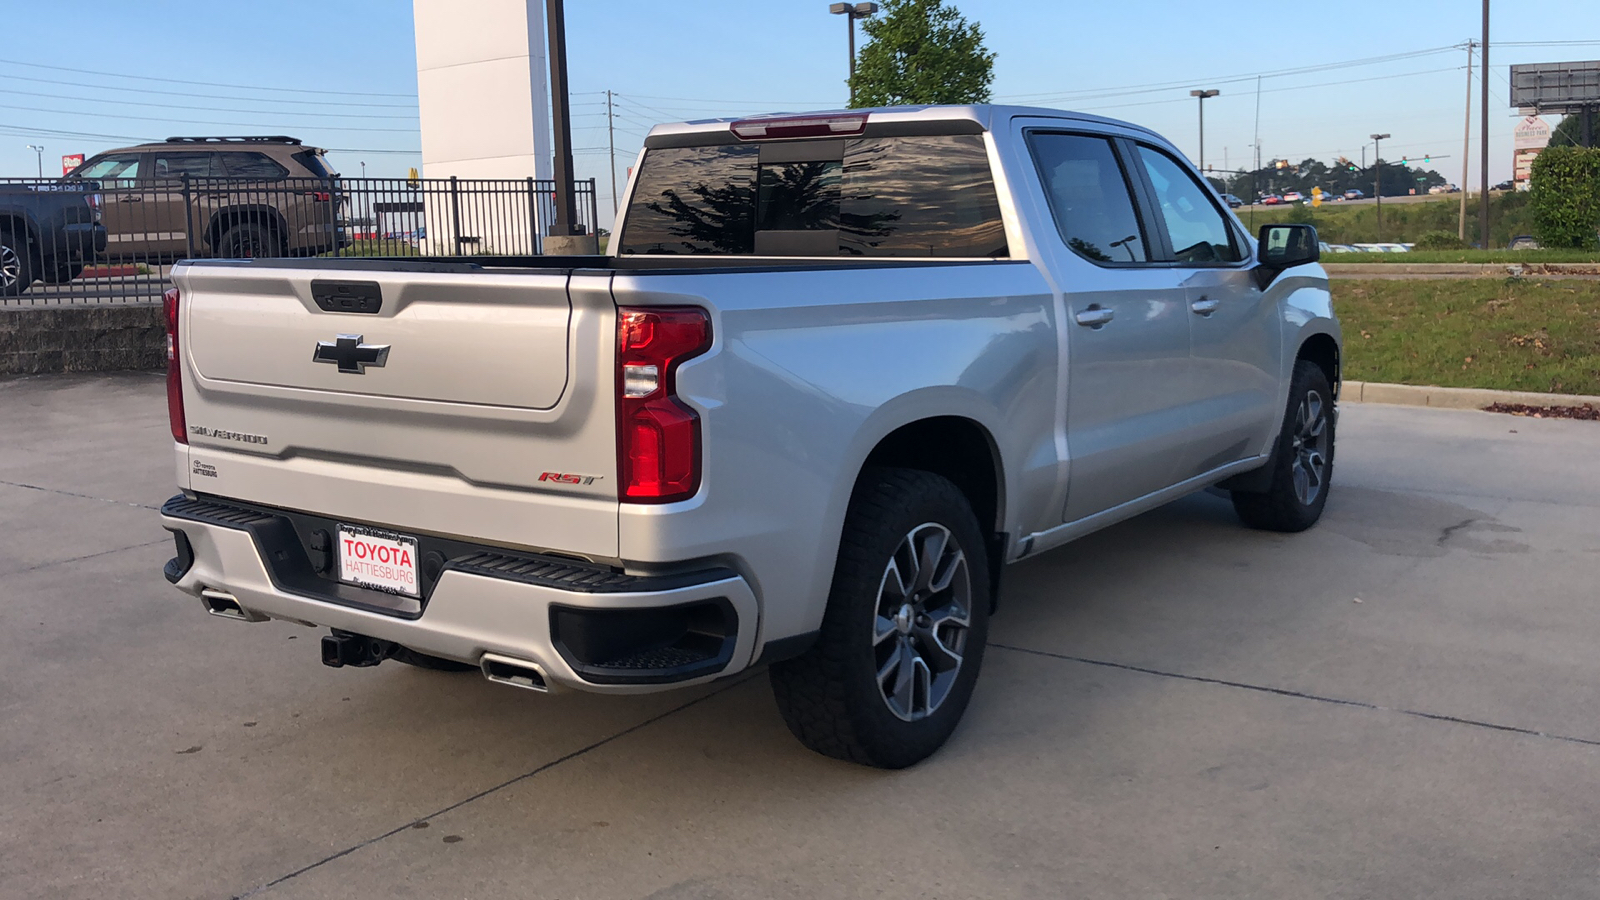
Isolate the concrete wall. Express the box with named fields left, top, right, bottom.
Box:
left=0, top=306, right=164, bottom=376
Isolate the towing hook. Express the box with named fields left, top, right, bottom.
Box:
left=320, top=630, right=394, bottom=668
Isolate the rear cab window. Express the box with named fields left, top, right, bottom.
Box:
left=619, top=132, right=1008, bottom=258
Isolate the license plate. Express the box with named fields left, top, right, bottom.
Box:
left=336, top=524, right=421, bottom=597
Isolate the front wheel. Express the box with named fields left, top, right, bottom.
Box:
left=0, top=229, right=33, bottom=296
left=1231, top=359, right=1335, bottom=532
left=770, top=468, right=990, bottom=769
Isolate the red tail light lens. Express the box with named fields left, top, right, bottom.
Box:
left=616, top=307, right=711, bottom=503
left=305, top=190, right=332, bottom=202
left=163, top=288, right=187, bottom=444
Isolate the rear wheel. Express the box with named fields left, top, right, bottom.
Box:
left=0, top=229, right=33, bottom=296
left=217, top=223, right=281, bottom=259
left=770, top=468, right=990, bottom=769
left=1231, top=359, right=1335, bottom=532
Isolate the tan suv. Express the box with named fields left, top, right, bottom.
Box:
left=64, top=135, right=346, bottom=261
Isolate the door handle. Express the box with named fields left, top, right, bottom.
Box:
left=1190, top=297, right=1220, bottom=316
left=1074, top=305, right=1115, bottom=328
left=118, top=196, right=143, bottom=203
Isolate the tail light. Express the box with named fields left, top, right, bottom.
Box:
left=616, top=307, right=711, bottom=503
left=164, top=288, right=187, bottom=444
left=730, top=113, right=868, bottom=141
left=304, top=191, right=332, bottom=202
left=86, top=192, right=103, bottom=222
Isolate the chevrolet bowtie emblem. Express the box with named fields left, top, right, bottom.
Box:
left=313, top=334, right=390, bottom=374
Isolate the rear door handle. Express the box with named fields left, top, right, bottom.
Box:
left=1075, top=306, right=1115, bottom=328
left=1190, top=297, right=1220, bottom=316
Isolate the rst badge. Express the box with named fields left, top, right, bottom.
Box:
left=539, top=471, right=603, bottom=486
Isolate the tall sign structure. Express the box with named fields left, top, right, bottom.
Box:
left=413, top=0, right=553, bottom=251
left=1512, top=116, right=1552, bottom=188
left=1511, top=61, right=1600, bottom=148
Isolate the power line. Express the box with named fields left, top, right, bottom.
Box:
left=0, top=72, right=418, bottom=109
left=0, top=57, right=416, bottom=98
left=996, top=44, right=1466, bottom=103
left=0, top=101, right=418, bottom=132
left=0, top=86, right=418, bottom=119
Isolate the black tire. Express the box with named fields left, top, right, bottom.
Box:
left=1231, top=359, right=1336, bottom=532
left=39, top=257, right=85, bottom=285
left=770, top=468, right=991, bottom=769
left=388, top=646, right=476, bottom=672
left=0, top=228, right=34, bottom=297
left=217, top=223, right=281, bottom=259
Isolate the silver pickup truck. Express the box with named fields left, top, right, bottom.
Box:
left=159, top=105, right=1339, bottom=768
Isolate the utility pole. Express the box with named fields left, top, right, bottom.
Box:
left=546, top=0, right=579, bottom=242
left=1191, top=89, right=1219, bottom=173
left=1253, top=75, right=1263, bottom=173
left=606, top=90, right=618, bottom=214
left=1371, top=133, right=1391, bottom=240
left=1460, top=40, right=1473, bottom=241
left=1479, top=0, right=1491, bottom=249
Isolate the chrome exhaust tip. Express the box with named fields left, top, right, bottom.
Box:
left=480, top=653, right=550, bottom=693
left=199, top=588, right=266, bottom=622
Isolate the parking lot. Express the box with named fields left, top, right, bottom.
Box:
left=3, top=372, right=1598, bottom=899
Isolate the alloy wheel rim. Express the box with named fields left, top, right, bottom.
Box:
left=871, top=522, right=972, bottom=722
left=0, top=243, right=18, bottom=289
left=1289, top=389, right=1329, bottom=506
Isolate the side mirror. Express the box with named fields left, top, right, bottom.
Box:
left=1258, top=224, right=1320, bottom=270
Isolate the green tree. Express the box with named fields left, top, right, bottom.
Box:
left=850, top=0, right=995, bottom=108
left=1528, top=145, right=1600, bottom=249
left=1551, top=114, right=1597, bottom=149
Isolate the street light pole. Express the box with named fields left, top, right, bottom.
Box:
left=1190, top=90, right=1219, bottom=175
left=1371, top=133, right=1391, bottom=240
left=26, top=144, right=43, bottom=178
left=829, top=3, right=878, bottom=107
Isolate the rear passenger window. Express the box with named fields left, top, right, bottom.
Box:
left=152, top=153, right=221, bottom=179
left=1027, top=133, right=1149, bottom=264
left=222, top=153, right=289, bottom=180
left=1135, top=145, right=1242, bottom=264
left=619, top=135, right=1007, bottom=257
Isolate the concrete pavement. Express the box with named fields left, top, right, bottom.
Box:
left=2, top=374, right=1598, bottom=899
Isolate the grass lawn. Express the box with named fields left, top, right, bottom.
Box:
left=1333, top=279, right=1600, bottom=396
left=1328, top=250, right=1600, bottom=264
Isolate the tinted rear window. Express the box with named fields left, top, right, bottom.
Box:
left=223, top=152, right=289, bottom=180
left=290, top=150, right=335, bottom=178
left=620, top=134, right=1007, bottom=257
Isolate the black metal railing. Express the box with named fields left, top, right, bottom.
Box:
left=0, top=175, right=600, bottom=306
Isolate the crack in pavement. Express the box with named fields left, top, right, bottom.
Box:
left=0, top=478, right=161, bottom=510
left=231, top=673, right=759, bottom=900
left=992, top=643, right=1600, bottom=750
left=1, top=537, right=172, bottom=577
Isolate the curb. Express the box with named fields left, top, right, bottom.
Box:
left=1342, top=380, right=1600, bottom=410
left=1324, top=263, right=1600, bottom=276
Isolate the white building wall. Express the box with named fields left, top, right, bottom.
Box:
left=413, top=0, right=552, bottom=252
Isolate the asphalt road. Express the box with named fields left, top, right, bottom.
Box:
left=3, top=374, right=1598, bottom=899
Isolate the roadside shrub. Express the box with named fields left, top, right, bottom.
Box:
left=1415, top=230, right=1468, bottom=250
left=1529, top=146, right=1600, bottom=250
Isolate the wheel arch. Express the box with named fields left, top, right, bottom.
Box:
left=849, top=405, right=1009, bottom=609
left=205, top=205, right=288, bottom=252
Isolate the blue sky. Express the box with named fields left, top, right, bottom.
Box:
left=4, top=0, right=1595, bottom=226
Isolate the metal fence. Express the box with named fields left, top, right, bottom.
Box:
left=0, top=176, right=599, bottom=306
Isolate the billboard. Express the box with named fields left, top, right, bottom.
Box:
left=1511, top=61, right=1600, bottom=114
left=61, top=153, right=84, bottom=176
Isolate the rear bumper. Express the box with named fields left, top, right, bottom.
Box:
left=60, top=223, right=107, bottom=259
left=159, top=495, right=758, bottom=693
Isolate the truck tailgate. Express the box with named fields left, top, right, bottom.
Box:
left=172, top=262, right=620, bottom=559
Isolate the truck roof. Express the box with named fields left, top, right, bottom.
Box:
left=644, top=104, right=1163, bottom=146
